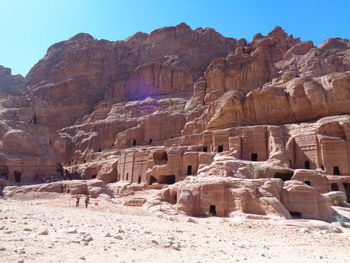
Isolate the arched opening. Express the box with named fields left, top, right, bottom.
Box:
left=149, top=139, right=152, bottom=145
left=304, top=181, right=311, bottom=186
left=153, top=150, right=168, bottom=165
left=209, top=205, right=216, bottom=216
left=149, top=176, right=157, bottom=185
left=274, top=172, right=294, bottom=182
left=251, top=153, right=258, bottom=161
left=203, top=147, right=208, bottom=152
left=290, top=211, right=302, bottom=219
left=331, top=183, right=339, bottom=191
left=133, top=140, right=136, bottom=146
left=138, top=176, right=141, bottom=184
left=14, top=171, right=21, bottom=183
left=333, top=166, right=340, bottom=175
left=158, top=175, right=175, bottom=184
left=218, top=145, right=223, bottom=152
left=187, top=165, right=192, bottom=175
left=304, top=161, right=310, bottom=169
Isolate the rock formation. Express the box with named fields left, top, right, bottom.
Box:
left=2, top=23, right=350, bottom=221
left=0, top=66, right=62, bottom=184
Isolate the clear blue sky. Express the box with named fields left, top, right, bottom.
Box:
left=1, top=0, right=349, bottom=76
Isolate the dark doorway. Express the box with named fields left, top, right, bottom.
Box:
left=149, top=176, right=157, bottom=185
left=158, top=175, right=176, bottom=184
left=126, top=173, right=129, bottom=181
left=98, top=148, right=101, bottom=152
left=209, top=205, right=216, bottom=216
left=304, top=181, right=311, bottom=186
left=289, top=159, right=293, bottom=168
left=14, top=171, right=21, bottom=183
left=274, top=172, right=294, bottom=181
left=331, top=183, right=339, bottom=191
left=33, top=115, right=37, bottom=124
left=187, top=165, right=192, bottom=175
left=218, top=145, right=223, bottom=152
left=138, top=176, right=141, bottom=184
left=343, top=183, right=350, bottom=202
left=251, top=153, right=258, bottom=161
left=133, top=140, right=136, bottom=146
left=203, top=147, right=208, bottom=152
left=149, top=139, right=152, bottom=145
left=305, top=161, right=310, bottom=169
left=334, top=166, right=340, bottom=175
left=91, top=175, right=96, bottom=179
left=290, top=211, right=302, bottom=219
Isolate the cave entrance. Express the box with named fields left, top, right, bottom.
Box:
left=331, top=183, right=339, bottom=191
left=334, top=166, right=340, bottom=175
left=304, top=181, right=311, bottom=186
left=218, top=145, right=223, bottom=152
left=91, top=175, right=96, bottom=179
left=149, top=176, right=157, bottom=185
left=305, top=161, right=310, bottom=169
left=274, top=172, right=294, bottom=182
left=343, top=183, right=350, bottom=202
left=251, top=153, right=258, bottom=161
left=209, top=205, right=216, bottom=216
left=290, top=211, right=302, bottom=219
left=158, top=175, right=175, bottom=185
left=153, top=150, right=168, bottom=165
left=203, top=146, right=208, bottom=152
left=138, top=176, right=141, bottom=184
left=133, top=140, right=136, bottom=146
left=14, top=171, right=21, bottom=183
left=149, top=139, right=152, bottom=145
left=187, top=165, right=192, bottom=175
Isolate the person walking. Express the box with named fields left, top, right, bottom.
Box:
left=76, top=196, right=80, bottom=207
left=85, top=195, right=90, bottom=208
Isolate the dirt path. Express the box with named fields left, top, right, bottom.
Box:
left=0, top=195, right=350, bottom=263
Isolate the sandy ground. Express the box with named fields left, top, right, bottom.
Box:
left=1, top=194, right=350, bottom=263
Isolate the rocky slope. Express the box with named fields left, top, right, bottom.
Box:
left=2, top=23, right=350, bottom=222
left=25, top=23, right=237, bottom=130
left=0, top=66, right=62, bottom=184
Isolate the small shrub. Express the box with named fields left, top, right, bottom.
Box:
left=335, top=214, right=345, bottom=227
left=167, top=99, right=183, bottom=112
left=322, top=49, right=335, bottom=57
left=118, top=188, right=131, bottom=197
left=253, top=168, right=264, bottom=179
left=204, top=211, right=212, bottom=217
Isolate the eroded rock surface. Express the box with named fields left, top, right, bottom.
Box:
left=2, top=23, right=350, bottom=221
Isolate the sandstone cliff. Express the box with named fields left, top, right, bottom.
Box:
left=2, top=23, right=350, bottom=221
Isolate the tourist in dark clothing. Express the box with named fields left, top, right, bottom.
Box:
left=85, top=195, right=90, bottom=208
left=76, top=196, right=80, bottom=207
